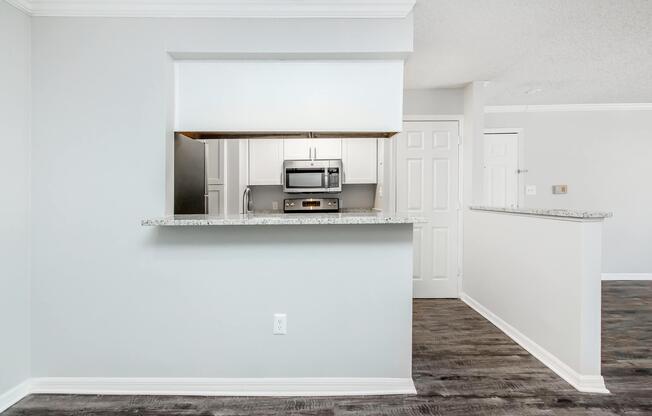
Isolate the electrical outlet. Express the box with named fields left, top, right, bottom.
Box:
left=526, top=185, right=537, bottom=196
left=273, top=313, right=287, bottom=335
left=272, top=201, right=279, bottom=210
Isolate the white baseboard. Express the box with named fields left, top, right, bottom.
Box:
left=0, top=380, right=31, bottom=413
left=460, top=293, right=609, bottom=394
left=29, top=377, right=416, bottom=397
left=602, top=273, right=652, bottom=281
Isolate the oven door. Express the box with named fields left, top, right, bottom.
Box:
left=283, top=168, right=327, bottom=193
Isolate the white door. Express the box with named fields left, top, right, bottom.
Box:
left=342, top=138, right=377, bottom=184
left=313, top=138, right=342, bottom=159
left=249, top=139, right=284, bottom=185
left=483, top=133, right=519, bottom=207
left=283, top=139, right=311, bottom=160
left=396, top=121, right=460, bottom=298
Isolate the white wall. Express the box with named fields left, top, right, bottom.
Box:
left=0, top=1, right=31, bottom=398
left=176, top=60, right=404, bottom=132
left=403, top=88, right=464, bottom=115
left=463, top=210, right=606, bottom=393
left=485, top=110, right=652, bottom=273
left=29, top=16, right=413, bottom=379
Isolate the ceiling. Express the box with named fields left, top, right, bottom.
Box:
left=405, top=0, right=652, bottom=104
left=8, top=0, right=651, bottom=104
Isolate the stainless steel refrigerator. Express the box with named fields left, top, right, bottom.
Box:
left=174, top=134, right=207, bottom=214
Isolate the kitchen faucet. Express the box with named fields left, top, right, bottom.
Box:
left=242, top=186, right=253, bottom=214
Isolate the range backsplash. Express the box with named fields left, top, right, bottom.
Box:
left=250, top=184, right=377, bottom=211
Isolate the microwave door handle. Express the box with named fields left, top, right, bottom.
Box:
left=324, top=169, right=329, bottom=189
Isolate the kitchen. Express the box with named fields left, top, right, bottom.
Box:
left=172, top=134, right=382, bottom=217
left=164, top=60, right=402, bottom=221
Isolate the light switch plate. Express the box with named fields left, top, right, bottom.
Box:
left=552, top=185, right=568, bottom=194
left=526, top=185, right=537, bottom=196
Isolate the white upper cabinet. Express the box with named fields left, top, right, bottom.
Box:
left=342, top=139, right=378, bottom=184
left=313, top=139, right=342, bottom=159
left=249, top=139, right=284, bottom=185
left=283, top=138, right=342, bottom=160
left=175, top=61, right=403, bottom=133
left=283, top=139, right=311, bottom=160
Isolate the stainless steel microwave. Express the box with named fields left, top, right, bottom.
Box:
left=283, top=159, right=342, bottom=193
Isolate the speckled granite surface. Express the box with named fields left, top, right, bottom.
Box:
left=142, top=211, right=427, bottom=226
left=469, top=205, right=613, bottom=219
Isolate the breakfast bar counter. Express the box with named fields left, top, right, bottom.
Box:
left=142, top=211, right=426, bottom=226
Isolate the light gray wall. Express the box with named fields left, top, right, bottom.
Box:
left=486, top=110, right=652, bottom=273
left=464, top=211, right=604, bottom=386
left=29, top=16, right=413, bottom=378
left=403, top=88, right=464, bottom=115
left=0, top=1, right=31, bottom=395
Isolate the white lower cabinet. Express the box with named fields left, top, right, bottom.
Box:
left=342, top=138, right=377, bottom=184
left=249, top=139, right=284, bottom=185
left=207, top=186, right=223, bottom=215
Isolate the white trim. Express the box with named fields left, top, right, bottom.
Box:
left=29, top=377, right=416, bottom=397
left=460, top=293, right=609, bottom=394
left=6, top=0, right=416, bottom=18
left=0, top=380, right=30, bottom=413
left=484, top=128, right=524, bottom=135
left=602, top=273, right=652, bottom=281
left=4, top=0, right=32, bottom=13
left=403, top=114, right=464, bottom=122
left=485, top=103, right=652, bottom=113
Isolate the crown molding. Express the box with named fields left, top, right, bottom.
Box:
left=4, top=0, right=32, bottom=14
left=485, top=103, right=652, bottom=113
left=5, top=0, right=416, bottom=18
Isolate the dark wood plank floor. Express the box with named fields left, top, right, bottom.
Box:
left=5, top=281, right=651, bottom=415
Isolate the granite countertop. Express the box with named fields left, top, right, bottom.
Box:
left=469, top=206, right=613, bottom=220
left=142, top=211, right=427, bottom=226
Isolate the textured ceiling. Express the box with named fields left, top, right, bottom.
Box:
left=405, top=0, right=652, bottom=104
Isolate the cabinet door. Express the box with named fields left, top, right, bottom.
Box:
left=207, top=186, right=223, bottom=215
left=342, top=139, right=377, bottom=184
left=249, top=139, right=284, bottom=185
left=206, top=140, right=224, bottom=185
left=313, top=138, right=342, bottom=159
left=283, top=139, right=311, bottom=160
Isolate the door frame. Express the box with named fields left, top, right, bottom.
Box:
left=391, top=115, right=465, bottom=298
left=483, top=128, right=525, bottom=207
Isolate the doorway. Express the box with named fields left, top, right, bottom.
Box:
left=395, top=120, right=461, bottom=298
left=483, top=131, right=521, bottom=208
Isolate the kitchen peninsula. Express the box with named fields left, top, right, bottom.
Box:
left=137, top=59, right=419, bottom=395
left=140, top=211, right=424, bottom=395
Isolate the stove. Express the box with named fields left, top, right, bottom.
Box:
left=283, top=198, right=340, bottom=213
